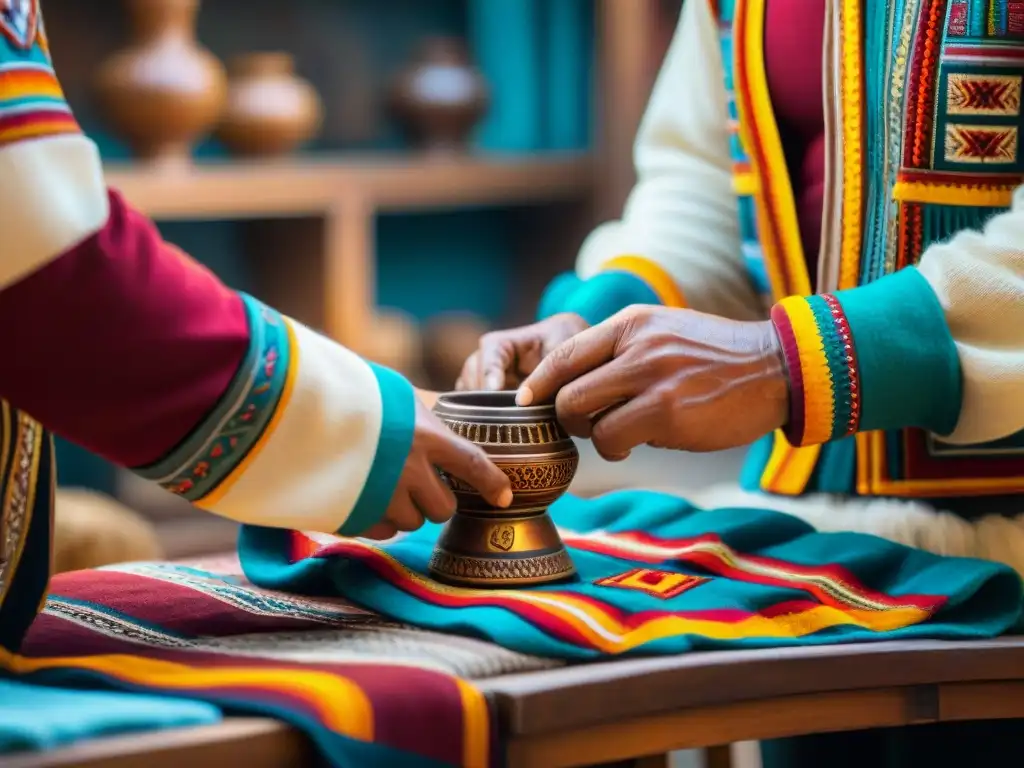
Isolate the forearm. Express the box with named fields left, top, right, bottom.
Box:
left=772, top=191, right=1024, bottom=448
left=0, top=189, right=249, bottom=467
left=0, top=12, right=414, bottom=535
left=0, top=191, right=414, bottom=535
left=540, top=0, right=762, bottom=325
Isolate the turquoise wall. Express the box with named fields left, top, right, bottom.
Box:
left=56, top=0, right=594, bottom=491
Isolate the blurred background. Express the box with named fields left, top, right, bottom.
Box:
left=48, top=5, right=761, bottom=764
left=50, top=0, right=710, bottom=558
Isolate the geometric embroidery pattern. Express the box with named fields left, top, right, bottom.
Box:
left=594, top=568, right=709, bottom=600
left=944, top=123, right=1018, bottom=163
left=947, top=73, right=1022, bottom=116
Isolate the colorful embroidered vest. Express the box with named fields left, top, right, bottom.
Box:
left=719, top=0, right=1024, bottom=499
left=0, top=400, right=55, bottom=653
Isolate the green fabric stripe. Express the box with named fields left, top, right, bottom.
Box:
left=834, top=268, right=962, bottom=436
left=806, top=295, right=853, bottom=440
left=338, top=363, right=416, bottom=536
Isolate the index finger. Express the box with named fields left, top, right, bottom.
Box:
left=428, top=428, right=513, bottom=509
left=516, top=322, right=620, bottom=406
left=479, top=326, right=535, bottom=391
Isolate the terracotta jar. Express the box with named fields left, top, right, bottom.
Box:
left=429, top=391, right=578, bottom=588
left=93, top=0, right=226, bottom=167
left=389, top=37, right=489, bottom=153
left=216, top=53, right=323, bottom=158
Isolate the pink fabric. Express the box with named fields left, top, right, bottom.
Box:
left=764, top=0, right=826, bottom=277
left=0, top=189, right=249, bottom=468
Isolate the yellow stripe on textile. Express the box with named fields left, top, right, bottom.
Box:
left=775, top=297, right=835, bottom=447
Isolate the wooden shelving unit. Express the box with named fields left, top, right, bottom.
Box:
left=105, top=153, right=594, bottom=354
left=105, top=153, right=594, bottom=220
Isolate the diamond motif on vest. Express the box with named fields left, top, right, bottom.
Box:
left=947, top=73, right=1022, bottom=116
left=944, top=124, right=1018, bottom=163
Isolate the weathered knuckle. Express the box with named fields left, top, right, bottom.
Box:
left=552, top=336, right=577, bottom=363
left=559, top=385, right=588, bottom=414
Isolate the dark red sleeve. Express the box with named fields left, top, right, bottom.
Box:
left=0, top=189, right=250, bottom=468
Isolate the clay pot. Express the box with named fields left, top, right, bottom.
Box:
left=429, top=391, right=578, bottom=587
left=93, top=0, right=226, bottom=167
left=216, top=53, right=323, bottom=158
left=389, top=37, right=489, bottom=153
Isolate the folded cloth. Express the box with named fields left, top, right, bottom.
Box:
left=4, top=554, right=552, bottom=768
left=0, top=679, right=220, bottom=754
left=240, top=490, right=1024, bottom=659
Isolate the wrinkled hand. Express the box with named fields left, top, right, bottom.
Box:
left=361, top=392, right=512, bottom=539
left=516, top=306, right=789, bottom=459
left=456, top=313, right=589, bottom=391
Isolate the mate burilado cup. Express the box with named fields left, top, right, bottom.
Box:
left=429, top=391, right=578, bottom=587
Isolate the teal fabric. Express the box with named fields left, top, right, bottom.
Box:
left=563, top=271, right=662, bottom=325
left=835, top=267, right=962, bottom=437
left=0, top=679, right=220, bottom=754
left=538, top=270, right=662, bottom=326
left=240, top=491, right=1023, bottom=660
left=338, top=363, right=416, bottom=536
left=537, top=272, right=584, bottom=320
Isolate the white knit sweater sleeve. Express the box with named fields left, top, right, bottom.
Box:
left=576, top=0, right=763, bottom=320
left=916, top=188, right=1024, bottom=445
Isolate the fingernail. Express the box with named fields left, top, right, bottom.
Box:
left=486, top=373, right=503, bottom=391
left=497, top=488, right=514, bottom=508
left=515, top=386, right=533, bottom=406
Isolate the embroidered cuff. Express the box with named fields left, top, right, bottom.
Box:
left=539, top=256, right=687, bottom=325
left=135, top=294, right=417, bottom=535
left=337, top=363, right=416, bottom=536
left=771, top=268, right=962, bottom=447
left=133, top=294, right=293, bottom=502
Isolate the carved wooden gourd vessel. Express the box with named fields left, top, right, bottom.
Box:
left=430, top=391, right=578, bottom=587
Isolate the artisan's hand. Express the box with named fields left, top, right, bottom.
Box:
left=361, top=394, right=513, bottom=539
left=456, top=313, right=590, bottom=391
left=516, top=306, right=789, bottom=459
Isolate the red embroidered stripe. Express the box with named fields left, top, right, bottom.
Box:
left=770, top=303, right=806, bottom=446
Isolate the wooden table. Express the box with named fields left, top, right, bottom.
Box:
left=6, top=637, right=1024, bottom=768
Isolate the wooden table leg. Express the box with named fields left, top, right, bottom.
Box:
left=586, top=755, right=671, bottom=768
left=705, top=745, right=734, bottom=768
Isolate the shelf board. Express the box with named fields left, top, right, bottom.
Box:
left=104, top=153, right=594, bottom=220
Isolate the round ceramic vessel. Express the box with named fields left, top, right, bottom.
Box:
left=431, top=391, right=579, bottom=513
left=429, top=391, right=577, bottom=587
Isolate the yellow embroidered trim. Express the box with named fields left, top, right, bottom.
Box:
left=0, top=410, right=42, bottom=607
left=892, top=180, right=1015, bottom=207
left=733, top=170, right=757, bottom=196
left=761, top=432, right=823, bottom=495
left=735, top=0, right=811, bottom=299
left=861, top=430, right=1024, bottom=496
left=838, top=0, right=865, bottom=290
left=600, top=255, right=687, bottom=308
left=775, top=297, right=835, bottom=446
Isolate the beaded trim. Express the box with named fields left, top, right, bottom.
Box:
left=771, top=295, right=862, bottom=447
